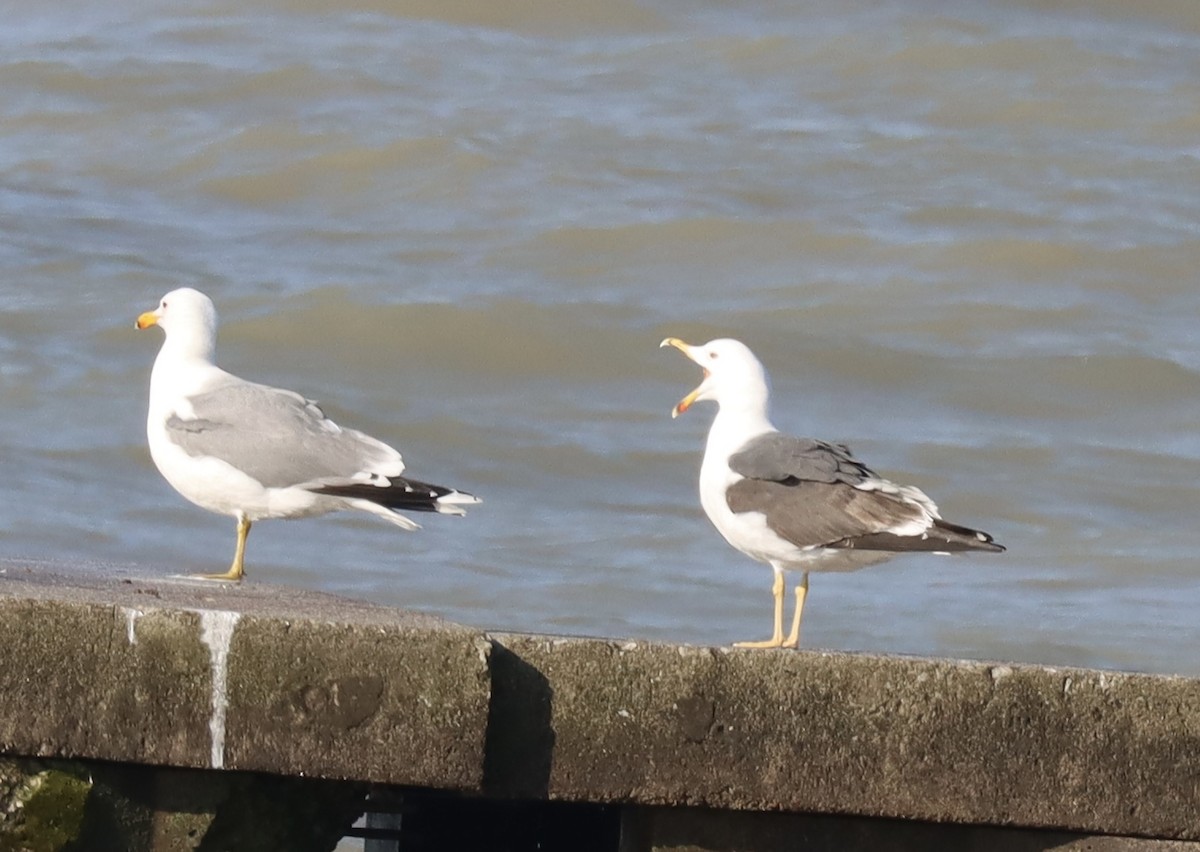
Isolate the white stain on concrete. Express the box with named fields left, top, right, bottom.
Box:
left=198, top=609, right=241, bottom=770
left=122, top=608, right=144, bottom=645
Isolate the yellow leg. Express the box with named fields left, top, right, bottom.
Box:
left=781, top=571, right=809, bottom=649
left=198, top=515, right=250, bottom=581
left=734, top=569, right=785, bottom=648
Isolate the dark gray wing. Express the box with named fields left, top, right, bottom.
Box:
left=165, top=377, right=402, bottom=489
left=726, top=433, right=878, bottom=486
left=725, top=433, right=1002, bottom=553
left=727, top=478, right=929, bottom=550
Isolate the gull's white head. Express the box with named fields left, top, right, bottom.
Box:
left=659, top=337, right=771, bottom=419
left=136, top=287, right=218, bottom=359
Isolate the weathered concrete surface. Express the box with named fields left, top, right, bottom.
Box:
left=3, top=561, right=1200, bottom=846
left=487, top=634, right=1200, bottom=841
left=0, top=560, right=490, bottom=790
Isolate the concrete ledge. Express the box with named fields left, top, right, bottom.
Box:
left=1, top=561, right=1198, bottom=845
left=488, top=634, right=1200, bottom=841
left=0, top=561, right=490, bottom=790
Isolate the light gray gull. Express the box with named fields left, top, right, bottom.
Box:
left=136, top=287, right=478, bottom=581
left=660, top=336, right=1003, bottom=648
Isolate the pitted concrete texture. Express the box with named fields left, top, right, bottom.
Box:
left=0, top=560, right=490, bottom=790
left=488, top=635, right=1200, bottom=841
left=3, top=561, right=1200, bottom=843
left=225, top=616, right=489, bottom=782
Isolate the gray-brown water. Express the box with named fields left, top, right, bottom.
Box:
left=3, top=0, right=1199, bottom=674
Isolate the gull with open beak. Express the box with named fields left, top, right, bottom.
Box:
left=660, top=336, right=1004, bottom=648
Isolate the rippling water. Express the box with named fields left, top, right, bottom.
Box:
left=3, top=0, right=1199, bottom=675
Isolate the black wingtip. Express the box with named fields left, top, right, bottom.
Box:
left=829, top=519, right=1006, bottom=555
left=940, top=520, right=1006, bottom=553
left=309, top=475, right=473, bottom=514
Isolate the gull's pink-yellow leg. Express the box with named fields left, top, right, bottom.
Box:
left=200, top=514, right=250, bottom=581
left=734, top=568, right=786, bottom=648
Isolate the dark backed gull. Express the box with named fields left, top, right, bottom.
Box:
left=661, top=336, right=1003, bottom=648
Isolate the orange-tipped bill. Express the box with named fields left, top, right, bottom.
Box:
left=136, top=309, right=160, bottom=330
left=659, top=337, right=708, bottom=418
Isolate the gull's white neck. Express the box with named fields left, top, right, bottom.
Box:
left=688, top=351, right=780, bottom=542
left=705, top=397, right=777, bottom=462
left=160, top=314, right=216, bottom=364
left=697, top=388, right=776, bottom=530
left=147, top=321, right=219, bottom=420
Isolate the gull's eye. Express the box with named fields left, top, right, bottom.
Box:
left=161, top=300, right=168, bottom=309
left=709, top=351, right=719, bottom=359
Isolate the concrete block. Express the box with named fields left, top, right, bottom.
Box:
left=0, top=563, right=492, bottom=791
left=489, top=635, right=1200, bottom=840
